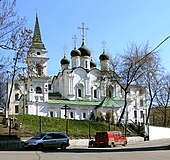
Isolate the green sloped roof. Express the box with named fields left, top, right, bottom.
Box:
left=96, top=97, right=120, bottom=109
left=48, top=99, right=101, bottom=106
left=48, top=97, right=121, bottom=109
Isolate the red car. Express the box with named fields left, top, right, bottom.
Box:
left=89, top=131, right=127, bottom=147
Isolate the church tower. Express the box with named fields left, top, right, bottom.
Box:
left=27, top=13, right=49, bottom=114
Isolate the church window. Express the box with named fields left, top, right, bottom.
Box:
left=94, top=89, right=97, bottom=98
left=50, top=111, right=54, bottom=117
left=36, top=87, right=42, bottom=94
left=134, top=110, right=137, bottom=119
left=85, top=60, right=88, bottom=68
left=37, top=52, right=40, bottom=55
left=14, top=83, right=19, bottom=90
left=70, top=112, right=74, bottom=118
left=25, top=106, right=28, bottom=114
left=36, top=62, right=42, bottom=76
left=15, top=105, right=19, bottom=113
left=15, top=93, right=19, bottom=101
left=140, top=99, right=143, bottom=107
left=140, top=111, right=144, bottom=119
left=78, top=89, right=82, bottom=97
left=83, top=112, right=86, bottom=119
left=48, top=84, right=52, bottom=90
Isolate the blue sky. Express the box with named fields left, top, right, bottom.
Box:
left=16, top=0, right=170, bottom=76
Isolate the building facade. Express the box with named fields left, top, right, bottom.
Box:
left=8, top=14, right=147, bottom=125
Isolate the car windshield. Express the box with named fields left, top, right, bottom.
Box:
left=31, top=133, right=46, bottom=140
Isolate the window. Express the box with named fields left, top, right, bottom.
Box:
left=140, top=99, right=143, bottom=107
left=140, top=111, right=144, bottom=119
left=83, top=112, right=86, bottom=119
left=36, top=62, right=42, bottom=76
left=36, top=87, right=42, bottom=94
left=50, top=111, right=54, bottom=117
left=25, top=106, right=28, bottom=114
left=70, top=112, right=74, bottom=118
left=15, top=105, right=19, bottom=113
left=14, top=83, right=19, bottom=90
left=37, top=68, right=42, bottom=76
left=78, top=89, right=82, bottom=97
left=48, top=84, right=52, bottom=90
left=134, top=110, right=137, bottom=119
left=85, top=60, right=88, bottom=68
left=15, top=93, right=19, bottom=101
left=94, top=89, right=97, bottom=98
left=37, top=52, right=40, bottom=55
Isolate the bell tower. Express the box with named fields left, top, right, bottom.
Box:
left=27, top=13, right=49, bottom=113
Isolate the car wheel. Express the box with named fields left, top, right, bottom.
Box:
left=61, top=143, right=66, bottom=150
left=37, top=144, right=44, bottom=151
left=122, top=141, right=127, bottom=147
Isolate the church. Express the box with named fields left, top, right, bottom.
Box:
left=8, top=14, right=147, bottom=125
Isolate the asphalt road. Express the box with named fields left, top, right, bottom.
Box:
left=0, top=139, right=170, bottom=160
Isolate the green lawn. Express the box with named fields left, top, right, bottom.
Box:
left=6, top=114, right=121, bottom=139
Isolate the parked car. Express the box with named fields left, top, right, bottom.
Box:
left=23, top=132, right=70, bottom=150
left=89, top=131, right=127, bottom=148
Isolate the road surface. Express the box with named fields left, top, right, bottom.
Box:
left=0, top=138, right=170, bottom=160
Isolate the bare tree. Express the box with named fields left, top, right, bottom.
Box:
left=0, top=0, right=26, bottom=50
left=109, top=43, right=152, bottom=125
left=155, top=74, right=170, bottom=127
left=0, top=0, right=32, bottom=118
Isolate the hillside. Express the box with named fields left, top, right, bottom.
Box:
left=0, top=114, right=121, bottom=139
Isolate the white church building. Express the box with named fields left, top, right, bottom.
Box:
left=8, top=14, right=147, bottom=125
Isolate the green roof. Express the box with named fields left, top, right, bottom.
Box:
left=48, top=99, right=100, bottom=106
left=96, top=97, right=120, bottom=109
left=48, top=97, right=121, bottom=108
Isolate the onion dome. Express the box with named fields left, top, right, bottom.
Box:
left=99, top=49, right=109, bottom=61
left=78, top=42, right=91, bottom=57
left=90, top=58, right=96, bottom=68
left=71, top=47, right=81, bottom=57
left=60, top=54, right=70, bottom=65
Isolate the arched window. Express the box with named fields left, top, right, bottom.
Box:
left=15, top=93, right=19, bottom=101
left=78, top=89, right=82, bottom=97
left=94, top=89, right=97, bottom=98
left=36, top=62, right=42, bottom=76
left=83, top=112, right=86, bottom=119
left=50, top=111, right=54, bottom=117
left=15, top=105, right=19, bottom=113
left=85, top=60, right=88, bottom=68
left=70, top=112, right=74, bottom=118
left=36, top=87, right=42, bottom=94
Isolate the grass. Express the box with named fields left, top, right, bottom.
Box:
left=0, top=114, right=122, bottom=139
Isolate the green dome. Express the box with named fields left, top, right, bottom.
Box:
left=60, top=55, right=70, bottom=65
left=99, top=50, right=109, bottom=61
left=71, top=48, right=81, bottom=57
left=78, top=42, right=91, bottom=57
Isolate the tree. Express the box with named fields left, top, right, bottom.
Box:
left=155, top=74, right=170, bottom=127
left=0, top=0, right=32, bottom=118
left=109, top=43, right=152, bottom=125
left=0, top=0, right=26, bottom=50
left=140, top=52, right=163, bottom=126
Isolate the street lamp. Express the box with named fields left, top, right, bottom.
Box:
left=61, top=105, right=71, bottom=135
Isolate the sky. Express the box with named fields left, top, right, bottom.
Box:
left=15, top=0, right=170, bottom=76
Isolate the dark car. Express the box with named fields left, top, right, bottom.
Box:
left=24, top=132, right=70, bottom=150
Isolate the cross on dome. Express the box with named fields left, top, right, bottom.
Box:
left=72, top=35, right=78, bottom=48
left=78, top=22, right=89, bottom=43
left=101, top=40, right=107, bottom=52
